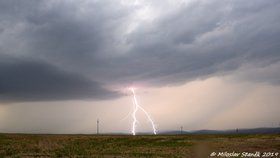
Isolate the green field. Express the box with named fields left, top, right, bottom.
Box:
left=0, top=134, right=279, bottom=157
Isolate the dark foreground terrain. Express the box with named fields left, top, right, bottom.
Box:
left=0, top=134, right=279, bottom=157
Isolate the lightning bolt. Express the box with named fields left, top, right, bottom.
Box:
left=130, top=87, right=157, bottom=135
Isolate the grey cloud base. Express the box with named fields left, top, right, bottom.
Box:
left=0, top=57, right=120, bottom=102
left=0, top=0, right=280, bottom=102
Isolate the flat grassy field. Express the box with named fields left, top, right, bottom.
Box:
left=0, top=134, right=279, bottom=157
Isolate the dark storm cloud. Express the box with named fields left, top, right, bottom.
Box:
left=0, top=56, right=120, bottom=102
left=0, top=0, right=280, bottom=101
left=121, top=0, right=280, bottom=85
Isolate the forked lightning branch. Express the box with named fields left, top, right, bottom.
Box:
left=129, top=88, right=157, bottom=135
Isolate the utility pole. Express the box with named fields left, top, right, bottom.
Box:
left=180, top=126, right=183, bottom=135
left=97, top=119, right=99, bottom=135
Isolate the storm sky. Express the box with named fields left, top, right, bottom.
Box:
left=0, top=0, right=280, bottom=134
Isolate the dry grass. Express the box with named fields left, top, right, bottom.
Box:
left=0, top=134, right=279, bottom=157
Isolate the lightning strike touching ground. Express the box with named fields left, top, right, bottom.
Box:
left=130, top=88, right=157, bottom=135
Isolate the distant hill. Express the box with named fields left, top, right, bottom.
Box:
left=2, top=127, right=279, bottom=135
left=159, top=127, right=280, bottom=135
left=157, top=130, right=190, bottom=135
